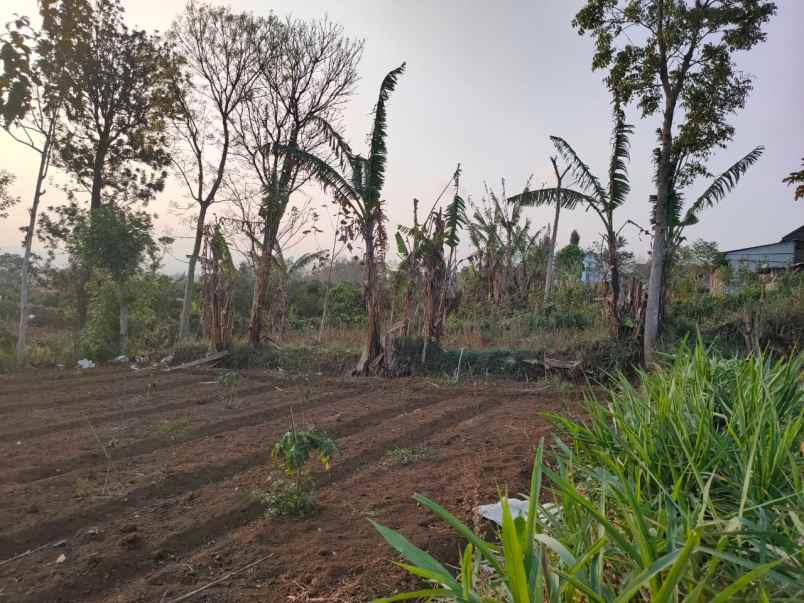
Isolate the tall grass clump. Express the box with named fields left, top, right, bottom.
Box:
left=370, top=343, right=803, bottom=601
left=550, top=342, right=802, bottom=524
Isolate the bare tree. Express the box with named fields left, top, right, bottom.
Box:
left=169, top=2, right=269, bottom=340
left=232, top=15, right=362, bottom=346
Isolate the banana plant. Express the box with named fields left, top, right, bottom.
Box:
left=511, top=105, right=633, bottom=336
left=274, top=63, right=406, bottom=374
left=663, top=146, right=764, bottom=261
left=509, top=159, right=580, bottom=304
left=396, top=167, right=466, bottom=349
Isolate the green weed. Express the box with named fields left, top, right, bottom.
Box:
left=383, top=446, right=437, bottom=466
left=158, top=417, right=191, bottom=440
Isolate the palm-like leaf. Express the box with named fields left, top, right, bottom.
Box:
left=551, top=135, right=607, bottom=204
left=365, top=63, right=406, bottom=209
left=274, top=144, right=360, bottom=211
left=683, top=146, right=764, bottom=224
left=510, top=187, right=592, bottom=210
left=310, top=115, right=355, bottom=170
left=607, top=105, right=633, bottom=209
left=444, top=194, right=466, bottom=250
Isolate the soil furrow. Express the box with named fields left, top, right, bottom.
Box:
left=10, top=385, right=366, bottom=484
left=0, top=372, right=204, bottom=414
left=21, top=396, right=499, bottom=603
left=0, top=378, right=313, bottom=443
left=0, top=388, right=458, bottom=559
left=0, top=367, right=138, bottom=397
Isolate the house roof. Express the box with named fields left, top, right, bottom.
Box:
left=723, top=224, right=804, bottom=255
left=781, top=225, right=804, bottom=242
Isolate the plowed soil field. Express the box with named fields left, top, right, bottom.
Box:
left=0, top=366, right=579, bottom=602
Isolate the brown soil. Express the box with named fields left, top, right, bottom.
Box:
left=0, top=366, right=581, bottom=602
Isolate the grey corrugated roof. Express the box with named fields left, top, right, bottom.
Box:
left=781, top=225, right=804, bottom=242
left=723, top=224, right=803, bottom=254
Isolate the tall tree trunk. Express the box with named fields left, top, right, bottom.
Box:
left=355, top=232, right=382, bottom=375
left=644, top=103, right=675, bottom=366
left=16, top=135, right=52, bottom=365
left=77, top=140, right=109, bottom=328
left=606, top=230, right=621, bottom=337
left=544, top=199, right=561, bottom=305
left=178, top=203, right=209, bottom=340
left=119, top=290, right=129, bottom=357
left=248, top=225, right=278, bottom=346
left=89, top=141, right=108, bottom=211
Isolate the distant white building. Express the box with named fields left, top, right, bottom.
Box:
left=723, top=226, right=804, bottom=272
left=581, top=252, right=605, bottom=284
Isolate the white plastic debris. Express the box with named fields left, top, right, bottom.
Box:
left=55, top=553, right=66, bottom=564
left=111, top=355, right=129, bottom=364
left=477, top=499, right=562, bottom=527
left=477, top=498, right=529, bottom=526
left=77, top=359, right=96, bottom=369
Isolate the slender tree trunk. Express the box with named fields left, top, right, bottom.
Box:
left=401, top=279, right=415, bottom=337
left=178, top=203, right=209, bottom=340
left=644, top=103, right=675, bottom=365
left=606, top=230, right=621, bottom=337
left=356, top=231, right=382, bottom=375
left=544, top=200, right=561, bottom=305
left=544, top=159, right=568, bottom=305
left=318, top=217, right=340, bottom=343
left=119, top=290, right=129, bottom=357
left=16, top=136, right=52, bottom=365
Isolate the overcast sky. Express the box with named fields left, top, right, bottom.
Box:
left=1, top=0, right=802, bottom=273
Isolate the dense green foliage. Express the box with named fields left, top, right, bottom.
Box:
left=372, top=344, right=803, bottom=601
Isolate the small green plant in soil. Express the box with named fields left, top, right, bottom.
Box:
left=384, top=446, right=437, bottom=466
left=217, top=370, right=240, bottom=406
left=158, top=417, right=191, bottom=440
left=255, top=427, right=338, bottom=517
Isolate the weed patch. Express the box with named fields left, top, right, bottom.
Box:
left=158, top=417, right=191, bottom=440
left=383, top=446, right=437, bottom=466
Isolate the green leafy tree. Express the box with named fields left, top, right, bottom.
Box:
left=574, top=0, right=777, bottom=363
left=0, top=171, right=19, bottom=219
left=276, top=63, right=406, bottom=375
left=1, top=0, right=91, bottom=364
left=58, top=0, right=178, bottom=210
left=555, top=230, right=584, bottom=280
left=75, top=205, right=156, bottom=356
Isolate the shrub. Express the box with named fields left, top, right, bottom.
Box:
left=256, top=428, right=338, bottom=517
